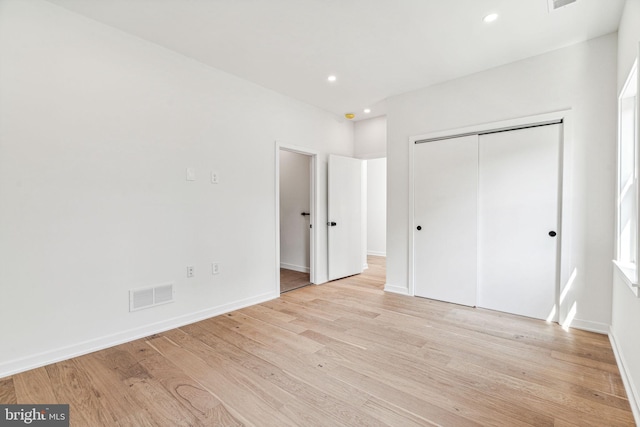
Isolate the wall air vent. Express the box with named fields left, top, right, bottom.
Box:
left=548, top=0, right=578, bottom=12
left=130, top=283, right=174, bottom=312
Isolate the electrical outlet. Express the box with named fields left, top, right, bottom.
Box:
left=211, top=172, right=219, bottom=184
left=212, top=263, right=219, bottom=275
left=187, top=266, right=195, bottom=278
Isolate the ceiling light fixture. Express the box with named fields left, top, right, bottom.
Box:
left=483, top=13, right=499, bottom=23
left=327, top=75, right=337, bottom=82
left=364, top=108, right=371, bottom=114
left=345, top=113, right=355, bottom=120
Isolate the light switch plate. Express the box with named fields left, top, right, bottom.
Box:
left=186, top=168, right=196, bottom=181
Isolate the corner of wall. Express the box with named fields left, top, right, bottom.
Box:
left=0, top=291, right=279, bottom=378
left=384, top=283, right=410, bottom=296
left=609, top=327, right=640, bottom=425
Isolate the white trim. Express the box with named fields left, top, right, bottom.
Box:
left=410, top=110, right=571, bottom=144
left=613, top=260, right=640, bottom=297
left=566, top=319, right=609, bottom=334
left=609, top=327, right=640, bottom=425
left=280, top=263, right=310, bottom=273
left=275, top=142, right=319, bottom=293
left=363, top=263, right=369, bottom=270
left=384, top=284, right=410, bottom=296
left=408, top=129, right=416, bottom=296
left=367, top=251, right=386, bottom=257
left=615, top=59, right=639, bottom=273
left=407, top=110, right=572, bottom=322
left=618, top=57, right=638, bottom=99
left=0, top=291, right=278, bottom=378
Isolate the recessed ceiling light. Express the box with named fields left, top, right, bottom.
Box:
left=483, top=13, right=498, bottom=23
left=364, top=108, right=371, bottom=114
left=327, top=75, right=337, bottom=82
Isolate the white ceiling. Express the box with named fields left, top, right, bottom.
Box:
left=46, top=0, right=625, bottom=120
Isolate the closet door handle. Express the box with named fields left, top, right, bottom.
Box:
left=328, top=222, right=337, bottom=226
left=548, top=231, right=557, bottom=237
left=417, top=226, right=422, bottom=231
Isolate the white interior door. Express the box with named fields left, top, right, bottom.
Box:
left=328, top=154, right=362, bottom=281
left=414, top=135, right=478, bottom=306
left=478, top=124, right=561, bottom=320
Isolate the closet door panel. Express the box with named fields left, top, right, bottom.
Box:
left=478, top=124, right=561, bottom=320
left=414, top=135, right=478, bottom=306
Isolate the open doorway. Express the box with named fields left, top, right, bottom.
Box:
left=354, top=115, right=388, bottom=282
left=366, top=157, right=387, bottom=257
left=364, top=157, right=387, bottom=279
left=276, top=145, right=317, bottom=293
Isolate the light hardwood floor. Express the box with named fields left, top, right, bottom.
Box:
left=0, top=256, right=635, bottom=426
left=280, top=268, right=310, bottom=293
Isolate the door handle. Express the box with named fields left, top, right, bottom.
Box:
left=548, top=231, right=557, bottom=237
left=327, top=222, right=337, bottom=226
left=417, top=226, right=422, bottom=231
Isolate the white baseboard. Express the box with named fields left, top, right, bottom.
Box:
left=367, top=251, right=386, bottom=257
left=280, top=263, right=310, bottom=273
left=567, top=318, right=610, bottom=334
left=0, top=291, right=279, bottom=379
left=363, top=263, right=369, bottom=270
left=609, top=327, right=640, bottom=425
left=384, top=283, right=410, bottom=296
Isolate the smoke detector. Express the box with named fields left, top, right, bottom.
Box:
left=548, top=0, right=578, bottom=12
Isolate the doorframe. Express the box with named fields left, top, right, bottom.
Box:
left=275, top=142, right=319, bottom=294
left=408, top=109, right=573, bottom=325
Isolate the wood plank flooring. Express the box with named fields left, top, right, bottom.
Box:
left=280, top=268, right=310, bottom=293
left=1, top=256, right=635, bottom=426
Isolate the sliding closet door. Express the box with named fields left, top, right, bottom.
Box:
left=478, top=124, right=561, bottom=320
left=414, top=135, right=478, bottom=306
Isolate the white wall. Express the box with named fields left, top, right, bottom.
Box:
left=355, top=116, right=387, bottom=159
left=354, top=116, right=387, bottom=263
left=611, top=0, right=640, bottom=422
left=617, top=0, right=640, bottom=92
left=279, top=150, right=310, bottom=272
left=386, top=33, right=618, bottom=332
left=0, top=0, right=353, bottom=376
left=367, top=158, right=386, bottom=256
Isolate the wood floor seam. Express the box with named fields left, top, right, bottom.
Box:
left=1, top=256, right=635, bottom=426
